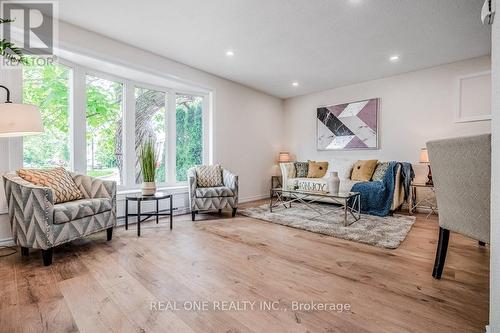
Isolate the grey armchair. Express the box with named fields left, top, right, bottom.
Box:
left=427, top=134, right=491, bottom=279
left=3, top=172, right=116, bottom=266
left=187, top=167, right=238, bottom=221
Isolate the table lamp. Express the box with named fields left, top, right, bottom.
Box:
left=278, top=152, right=291, bottom=163
left=0, top=85, right=43, bottom=137
left=419, top=148, right=433, bottom=185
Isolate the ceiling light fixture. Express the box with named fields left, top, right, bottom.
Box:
left=292, top=82, right=299, bottom=87
left=389, top=55, right=400, bottom=62
left=225, top=50, right=234, bottom=57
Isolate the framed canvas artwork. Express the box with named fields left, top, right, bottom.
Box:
left=317, top=98, right=379, bottom=150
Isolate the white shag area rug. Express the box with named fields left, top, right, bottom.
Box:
left=240, top=203, right=416, bottom=249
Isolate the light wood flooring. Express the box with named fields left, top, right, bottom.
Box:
left=0, top=200, right=489, bottom=333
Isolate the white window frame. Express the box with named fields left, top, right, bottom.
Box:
left=21, top=57, right=211, bottom=190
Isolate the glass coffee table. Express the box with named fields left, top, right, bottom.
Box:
left=269, top=188, right=361, bottom=226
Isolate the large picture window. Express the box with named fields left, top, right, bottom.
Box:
left=176, top=94, right=203, bottom=182
left=21, top=59, right=209, bottom=189
left=135, top=87, right=167, bottom=183
left=22, top=63, right=71, bottom=168
left=86, top=75, right=124, bottom=184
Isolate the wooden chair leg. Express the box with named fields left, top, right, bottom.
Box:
left=21, top=247, right=29, bottom=256
left=479, top=241, right=486, bottom=246
left=107, top=227, right=113, bottom=241
left=218, top=209, right=222, bottom=214
left=432, top=227, right=450, bottom=279
left=42, top=248, right=53, bottom=266
left=232, top=208, right=237, bottom=217
left=191, top=211, right=196, bottom=221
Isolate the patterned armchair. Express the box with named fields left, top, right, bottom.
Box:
left=2, top=172, right=116, bottom=266
left=187, top=167, right=238, bottom=221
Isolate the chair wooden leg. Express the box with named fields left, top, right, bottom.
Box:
left=21, top=247, right=29, bottom=256
left=42, top=248, right=53, bottom=266
left=232, top=208, right=237, bottom=217
left=107, top=227, right=113, bottom=241
left=218, top=209, right=222, bottom=214
left=479, top=241, right=486, bottom=246
left=432, top=227, right=450, bottom=279
left=191, top=211, right=196, bottom=221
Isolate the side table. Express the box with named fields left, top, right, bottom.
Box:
left=270, top=175, right=283, bottom=197
left=125, top=192, right=173, bottom=237
left=409, top=183, right=438, bottom=218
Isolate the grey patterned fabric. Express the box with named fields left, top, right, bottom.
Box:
left=427, top=134, right=491, bottom=243
left=294, top=162, right=309, bottom=178
left=53, top=198, right=112, bottom=224
left=3, top=172, right=116, bottom=250
left=372, top=162, right=390, bottom=181
left=196, top=186, right=234, bottom=198
left=188, top=167, right=238, bottom=211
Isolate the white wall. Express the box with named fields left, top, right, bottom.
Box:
left=0, top=22, right=284, bottom=243
left=490, top=10, right=499, bottom=333
left=283, top=56, right=491, bottom=164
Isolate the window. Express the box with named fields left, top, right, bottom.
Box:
left=86, top=75, right=124, bottom=184
left=22, top=63, right=71, bottom=168
left=21, top=58, right=209, bottom=189
left=176, top=94, right=203, bottom=182
left=135, top=87, right=167, bottom=183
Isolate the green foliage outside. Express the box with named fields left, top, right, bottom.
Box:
left=176, top=95, right=203, bottom=181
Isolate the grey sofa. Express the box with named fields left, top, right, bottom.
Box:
left=3, top=172, right=116, bottom=266
left=187, top=167, right=238, bottom=221
left=427, top=134, right=491, bottom=279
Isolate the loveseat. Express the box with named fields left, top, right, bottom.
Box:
left=279, top=159, right=405, bottom=211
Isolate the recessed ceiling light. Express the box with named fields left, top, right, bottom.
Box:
left=389, top=55, right=400, bottom=62
left=225, top=50, right=234, bottom=57
left=292, top=82, right=299, bottom=87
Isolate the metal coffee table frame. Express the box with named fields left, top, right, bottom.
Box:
left=269, top=188, right=361, bottom=226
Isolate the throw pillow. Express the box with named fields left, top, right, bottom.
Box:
left=294, top=162, right=309, bottom=178
left=372, top=162, right=390, bottom=181
left=351, top=160, right=378, bottom=181
left=17, top=167, right=84, bottom=204
left=307, top=160, right=329, bottom=178
left=195, top=165, right=223, bottom=187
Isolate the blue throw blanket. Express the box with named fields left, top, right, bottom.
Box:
left=350, top=161, right=398, bottom=217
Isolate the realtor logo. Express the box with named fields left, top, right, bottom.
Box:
left=1, top=1, right=57, bottom=67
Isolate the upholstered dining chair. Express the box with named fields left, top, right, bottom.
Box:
left=187, top=165, right=238, bottom=221
left=427, top=134, right=491, bottom=279
left=3, top=171, right=116, bottom=266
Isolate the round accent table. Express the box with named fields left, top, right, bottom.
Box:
left=125, top=192, right=173, bottom=237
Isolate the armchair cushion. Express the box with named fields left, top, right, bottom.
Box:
left=195, top=165, right=223, bottom=187
left=17, top=167, right=84, bottom=204
left=195, top=186, right=235, bottom=198
left=54, top=198, right=113, bottom=224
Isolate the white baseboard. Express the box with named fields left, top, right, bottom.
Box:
left=239, top=194, right=269, bottom=203
left=0, top=237, right=14, bottom=247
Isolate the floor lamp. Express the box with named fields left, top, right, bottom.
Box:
left=0, top=85, right=43, bottom=137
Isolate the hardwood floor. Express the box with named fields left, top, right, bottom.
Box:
left=0, top=201, right=489, bottom=333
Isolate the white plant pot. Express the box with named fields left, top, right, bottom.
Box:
left=327, top=172, right=340, bottom=195
left=142, top=182, right=156, bottom=196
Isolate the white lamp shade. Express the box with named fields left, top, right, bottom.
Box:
left=278, top=152, right=291, bottom=163
left=0, top=103, right=44, bottom=137
left=419, top=148, right=429, bottom=163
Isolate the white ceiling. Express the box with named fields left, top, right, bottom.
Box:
left=57, top=0, right=491, bottom=99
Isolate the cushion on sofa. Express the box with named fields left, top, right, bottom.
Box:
left=195, top=186, right=234, bottom=198
left=351, top=160, right=378, bottom=181
left=286, top=178, right=360, bottom=193
left=372, top=162, right=390, bottom=181
left=294, top=162, right=309, bottom=177
left=17, top=167, right=84, bottom=204
left=307, top=161, right=328, bottom=178
left=195, top=165, right=223, bottom=187
left=327, top=159, right=355, bottom=179
left=54, top=198, right=112, bottom=224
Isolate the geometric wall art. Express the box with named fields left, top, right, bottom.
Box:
left=317, top=98, right=379, bottom=150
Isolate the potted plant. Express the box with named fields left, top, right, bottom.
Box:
left=140, top=139, right=157, bottom=195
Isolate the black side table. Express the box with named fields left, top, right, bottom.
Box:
left=125, top=192, right=173, bottom=237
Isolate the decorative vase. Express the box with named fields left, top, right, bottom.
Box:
left=327, top=172, right=340, bottom=195
left=142, top=182, right=156, bottom=196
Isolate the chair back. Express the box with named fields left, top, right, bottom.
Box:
left=427, top=134, right=491, bottom=243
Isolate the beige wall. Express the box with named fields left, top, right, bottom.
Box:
left=283, top=56, right=491, bottom=164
